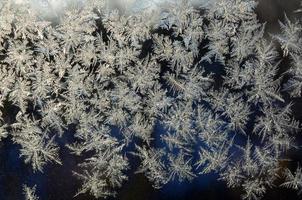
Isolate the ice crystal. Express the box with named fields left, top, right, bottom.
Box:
left=0, top=0, right=302, bottom=199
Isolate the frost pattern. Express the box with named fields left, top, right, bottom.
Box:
left=23, top=185, right=39, bottom=200
left=0, top=0, right=302, bottom=199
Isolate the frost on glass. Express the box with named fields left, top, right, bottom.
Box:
left=0, top=0, right=302, bottom=199
left=23, top=185, right=39, bottom=200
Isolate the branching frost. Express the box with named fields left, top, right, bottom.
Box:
left=0, top=0, right=302, bottom=199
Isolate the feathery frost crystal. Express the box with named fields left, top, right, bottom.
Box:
left=0, top=0, right=302, bottom=199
